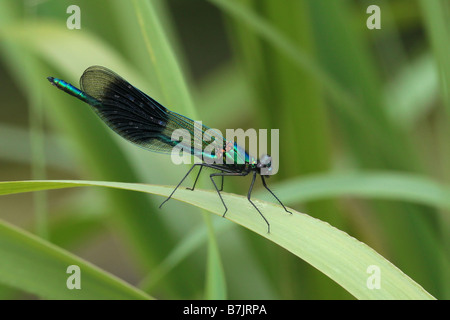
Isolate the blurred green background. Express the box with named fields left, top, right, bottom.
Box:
left=0, top=0, right=449, bottom=299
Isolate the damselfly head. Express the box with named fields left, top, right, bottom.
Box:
left=257, top=154, right=273, bottom=176
left=257, top=154, right=272, bottom=168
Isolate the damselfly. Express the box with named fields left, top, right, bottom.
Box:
left=48, top=66, right=291, bottom=232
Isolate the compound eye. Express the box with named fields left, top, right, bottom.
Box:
left=258, top=154, right=272, bottom=168
left=262, top=155, right=272, bottom=167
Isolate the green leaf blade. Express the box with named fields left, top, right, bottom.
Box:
left=0, top=179, right=435, bottom=300
left=0, top=219, right=152, bottom=300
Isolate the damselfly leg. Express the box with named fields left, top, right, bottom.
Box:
left=261, top=175, right=292, bottom=215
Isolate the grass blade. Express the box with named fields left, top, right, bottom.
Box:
left=263, top=171, right=450, bottom=209
left=0, top=179, right=435, bottom=299
left=419, top=0, right=450, bottom=111
left=0, top=219, right=152, bottom=299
